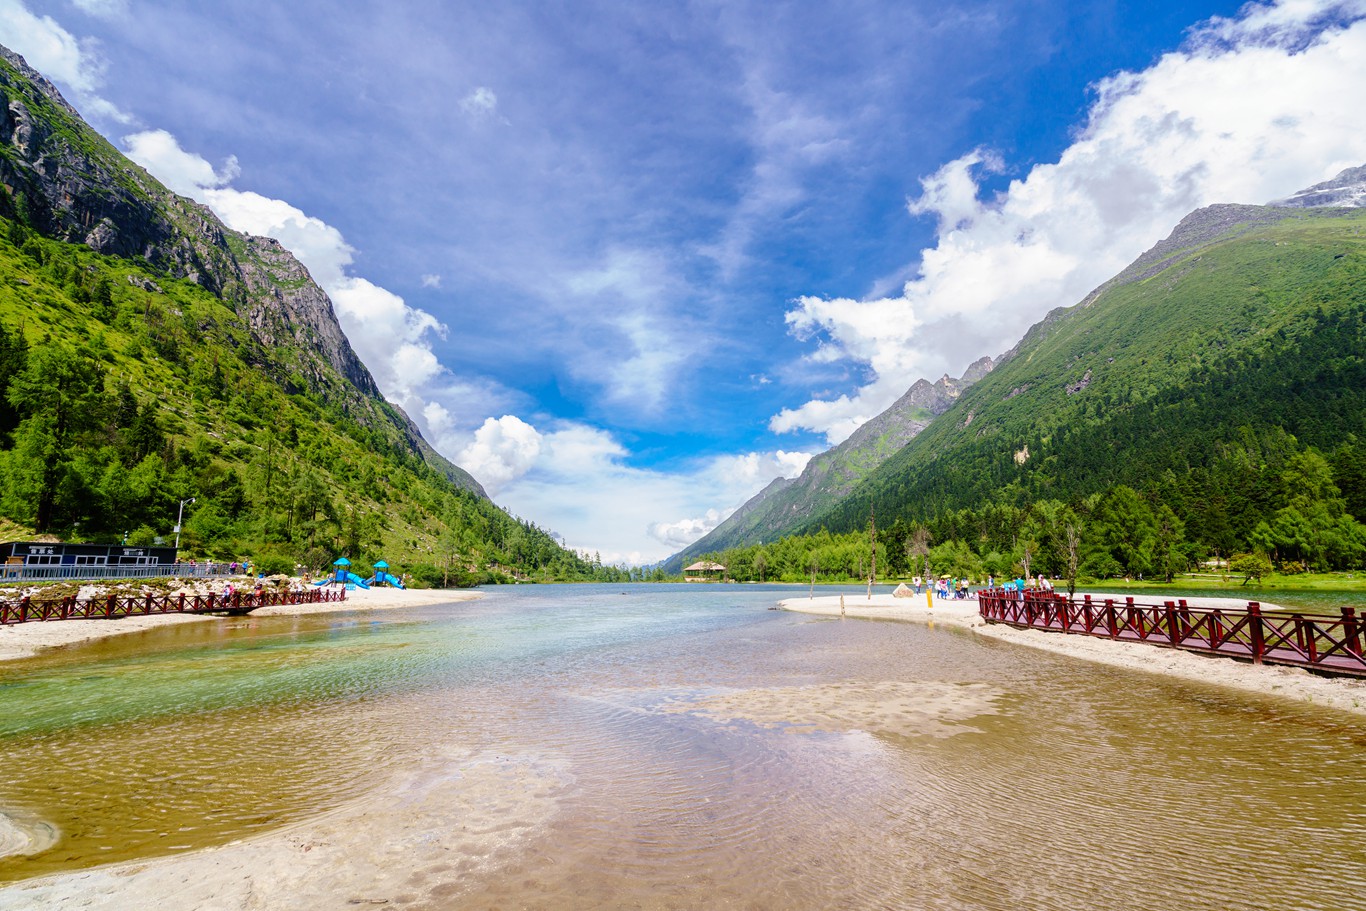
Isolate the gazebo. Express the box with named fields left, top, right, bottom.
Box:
left=684, top=560, right=726, bottom=582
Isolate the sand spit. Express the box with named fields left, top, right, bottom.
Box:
left=0, top=585, right=481, bottom=663
left=0, top=747, right=568, bottom=910
left=781, top=593, right=1366, bottom=717
left=662, top=679, right=1004, bottom=739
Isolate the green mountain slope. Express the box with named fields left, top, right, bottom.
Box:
left=661, top=357, right=994, bottom=572
left=0, top=45, right=612, bottom=583
left=804, top=200, right=1366, bottom=554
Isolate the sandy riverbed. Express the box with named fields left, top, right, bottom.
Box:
left=0, top=584, right=481, bottom=663
left=780, top=591, right=1366, bottom=717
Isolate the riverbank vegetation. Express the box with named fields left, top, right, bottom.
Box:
left=696, top=434, right=1366, bottom=586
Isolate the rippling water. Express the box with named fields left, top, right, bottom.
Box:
left=0, top=584, right=1363, bottom=909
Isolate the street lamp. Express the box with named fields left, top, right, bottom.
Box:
left=175, top=497, right=196, bottom=551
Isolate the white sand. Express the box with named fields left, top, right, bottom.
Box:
left=0, top=585, right=482, bottom=663
left=781, top=592, right=1366, bottom=717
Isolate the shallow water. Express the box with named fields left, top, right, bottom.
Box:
left=0, top=583, right=1363, bottom=909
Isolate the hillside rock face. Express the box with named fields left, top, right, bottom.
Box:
left=664, top=356, right=994, bottom=569
left=0, top=44, right=485, bottom=497
left=0, top=46, right=379, bottom=401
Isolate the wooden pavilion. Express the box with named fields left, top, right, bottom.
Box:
left=683, top=560, right=726, bottom=582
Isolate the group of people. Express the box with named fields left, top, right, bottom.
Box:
left=909, top=576, right=973, bottom=599
left=907, top=573, right=1056, bottom=600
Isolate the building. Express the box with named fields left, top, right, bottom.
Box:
left=0, top=541, right=177, bottom=569
left=684, top=560, right=726, bottom=582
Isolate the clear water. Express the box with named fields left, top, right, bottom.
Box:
left=0, top=583, right=1362, bottom=909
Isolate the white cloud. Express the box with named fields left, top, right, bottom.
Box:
left=456, top=415, right=543, bottom=494
left=70, top=0, right=127, bottom=20
left=649, top=509, right=729, bottom=550
left=560, top=248, right=703, bottom=411
left=775, top=0, right=1366, bottom=443
left=123, top=129, right=239, bottom=196
left=420, top=273, right=442, bottom=289
left=0, top=0, right=129, bottom=121
left=460, top=86, right=507, bottom=124
left=457, top=411, right=815, bottom=562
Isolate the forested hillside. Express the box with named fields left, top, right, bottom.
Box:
left=764, top=204, right=1366, bottom=580
left=0, top=46, right=621, bottom=585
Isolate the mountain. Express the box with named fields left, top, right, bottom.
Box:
left=798, top=176, right=1366, bottom=543
left=662, top=356, right=995, bottom=571
left=1269, top=163, right=1366, bottom=209
left=0, top=46, right=482, bottom=495
left=0, top=45, right=613, bottom=582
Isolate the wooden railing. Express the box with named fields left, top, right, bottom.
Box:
left=978, top=589, right=1366, bottom=678
left=0, top=587, right=347, bottom=625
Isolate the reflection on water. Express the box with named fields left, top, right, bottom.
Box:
left=0, top=584, right=1363, bottom=909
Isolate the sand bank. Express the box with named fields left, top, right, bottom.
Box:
left=0, top=745, right=568, bottom=910
left=0, top=585, right=481, bottom=663
left=781, top=592, right=1366, bottom=717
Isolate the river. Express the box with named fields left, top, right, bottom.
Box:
left=0, top=583, right=1362, bottom=909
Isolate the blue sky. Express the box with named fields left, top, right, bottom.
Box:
left=3, top=0, right=1365, bottom=562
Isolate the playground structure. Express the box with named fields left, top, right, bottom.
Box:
left=313, top=558, right=405, bottom=590
left=315, top=557, right=370, bottom=590
left=364, top=560, right=405, bottom=589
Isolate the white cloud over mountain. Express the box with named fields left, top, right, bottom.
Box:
left=774, top=0, right=1366, bottom=446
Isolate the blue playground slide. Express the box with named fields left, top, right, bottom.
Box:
left=313, top=571, right=370, bottom=590
left=363, top=570, right=405, bottom=589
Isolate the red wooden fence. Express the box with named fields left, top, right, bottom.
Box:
left=978, top=589, right=1366, bottom=678
left=0, top=587, right=347, bottom=625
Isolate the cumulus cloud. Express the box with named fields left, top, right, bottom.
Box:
left=775, top=0, right=1366, bottom=445
left=457, top=415, right=544, bottom=494
left=461, top=411, right=815, bottom=562
left=649, top=509, right=730, bottom=549
left=123, top=129, right=240, bottom=195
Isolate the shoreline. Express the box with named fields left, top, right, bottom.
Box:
left=779, top=592, right=1366, bottom=717
left=0, top=585, right=483, bottom=663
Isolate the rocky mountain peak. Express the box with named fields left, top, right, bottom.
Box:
left=1268, top=164, right=1366, bottom=208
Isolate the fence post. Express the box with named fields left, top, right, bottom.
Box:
left=1128, top=597, right=1141, bottom=638
left=1248, top=602, right=1265, bottom=664
left=1105, top=598, right=1118, bottom=638
left=1164, top=601, right=1180, bottom=647
left=106, top=594, right=116, bottom=619
left=1344, top=608, right=1361, bottom=658
left=178, top=593, right=186, bottom=613
left=19, top=596, right=28, bottom=623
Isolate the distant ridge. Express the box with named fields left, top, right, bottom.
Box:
left=662, top=356, right=995, bottom=571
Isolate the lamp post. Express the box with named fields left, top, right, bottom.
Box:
left=175, top=497, right=196, bottom=551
